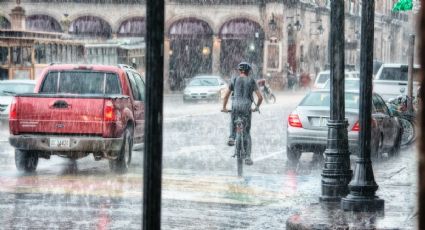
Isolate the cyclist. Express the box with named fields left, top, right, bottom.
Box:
left=221, top=62, right=263, bottom=165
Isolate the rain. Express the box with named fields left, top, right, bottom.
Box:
left=0, top=0, right=420, bottom=229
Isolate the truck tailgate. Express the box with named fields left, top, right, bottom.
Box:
left=14, top=96, right=105, bottom=135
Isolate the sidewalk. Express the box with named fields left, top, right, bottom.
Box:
left=286, top=147, right=417, bottom=229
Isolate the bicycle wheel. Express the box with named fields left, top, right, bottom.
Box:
left=400, top=117, right=415, bottom=147
left=269, top=94, right=276, bottom=104
left=236, top=135, right=243, bottom=177
left=264, top=93, right=270, bottom=104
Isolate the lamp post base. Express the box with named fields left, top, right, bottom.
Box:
left=341, top=195, right=384, bottom=212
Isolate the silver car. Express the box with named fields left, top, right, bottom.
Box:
left=183, top=75, right=227, bottom=103
left=286, top=90, right=403, bottom=163
left=0, top=80, right=36, bottom=127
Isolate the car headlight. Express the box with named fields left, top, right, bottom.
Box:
left=208, top=89, right=218, bottom=93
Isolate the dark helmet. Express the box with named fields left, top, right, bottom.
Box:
left=238, top=62, right=252, bottom=73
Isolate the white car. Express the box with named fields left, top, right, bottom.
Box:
left=0, top=80, right=36, bottom=127
left=313, top=70, right=360, bottom=89
left=183, top=75, right=227, bottom=103
left=373, top=63, right=420, bottom=101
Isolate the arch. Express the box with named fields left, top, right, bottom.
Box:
left=26, top=14, right=62, bottom=32
left=167, top=17, right=214, bottom=91
left=69, top=16, right=112, bottom=38
left=0, top=16, right=11, bottom=29
left=219, top=18, right=264, bottom=40
left=117, top=17, right=145, bottom=37
left=168, top=17, right=213, bottom=39
left=218, top=18, right=265, bottom=78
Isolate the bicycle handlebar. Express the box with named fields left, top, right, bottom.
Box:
left=221, top=109, right=260, bottom=113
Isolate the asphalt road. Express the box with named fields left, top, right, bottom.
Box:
left=0, top=91, right=417, bottom=229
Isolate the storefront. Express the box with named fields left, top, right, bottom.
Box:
left=0, top=30, right=84, bottom=80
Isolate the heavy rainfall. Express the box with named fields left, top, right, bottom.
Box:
left=0, top=0, right=420, bottom=229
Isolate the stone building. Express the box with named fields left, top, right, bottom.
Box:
left=0, top=0, right=413, bottom=90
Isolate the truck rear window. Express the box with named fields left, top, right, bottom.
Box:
left=40, top=71, right=121, bottom=94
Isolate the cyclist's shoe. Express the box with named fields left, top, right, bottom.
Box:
left=245, top=158, right=253, bottom=165
left=227, top=138, right=235, bottom=146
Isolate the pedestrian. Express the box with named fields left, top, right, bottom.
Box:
left=221, top=62, right=263, bottom=165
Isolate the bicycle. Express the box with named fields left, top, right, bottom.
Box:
left=223, top=108, right=259, bottom=177
left=387, top=94, right=417, bottom=148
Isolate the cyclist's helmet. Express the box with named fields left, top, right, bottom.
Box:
left=238, top=62, right=252, bottom=74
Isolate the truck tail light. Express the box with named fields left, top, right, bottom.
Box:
left=9, top=97, right=17, bottom=120
left=104, top=101, right=115, bottom=121
left=351, top=121, right=360, bottom=131
left=288, top=112, right=303, bottom=128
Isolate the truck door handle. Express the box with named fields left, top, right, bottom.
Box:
left=50, top=100, right=71, bottom=109
left=398, top=82, right=407, bottom=85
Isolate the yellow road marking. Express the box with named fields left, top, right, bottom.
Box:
left=0, top=173, right=296, bottom=205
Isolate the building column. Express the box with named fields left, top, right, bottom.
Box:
left=9, top=6, right=25, bottom=30
left=164, top=37, right=170, bottom=93
left=212, top=35, right=221, bottom=75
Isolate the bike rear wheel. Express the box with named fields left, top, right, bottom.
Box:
left=235, top=134, right=244, bottom=177
left=237, top=157, right=243, bottom=177
left=269, top=94, right=276, bottom=104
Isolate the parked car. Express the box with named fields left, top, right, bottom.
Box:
left=183, top=75, right=227, bottom=103
left=373, top=63, right=420, bottom=101
left=323, top=78, right=360, bottom=90
left=8, top=64, right=145, bottom=173
left=286, top=90, right=403, bottom=164
left=313, top=70, right=360, bottom=89
left=0, top=80, right=36, bottom=127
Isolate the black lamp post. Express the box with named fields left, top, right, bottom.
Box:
left=320, top=0, right=352, bottom=202
left=341, top=0, right=384, bottom=212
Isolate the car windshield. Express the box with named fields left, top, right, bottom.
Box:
left=324, top=79, right=359, bottom=90
left=189, top=78, right=219, bottom=86
left=379, top=66, right=420, bottom=81
left=300, top=91, right=360, bottom=109
left=0, top=82, right=35, bottom=95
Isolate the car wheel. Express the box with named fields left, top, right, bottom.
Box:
left=286, top=146, right=301, bottom=165
left=389, top=129, right=402, bottom=157
left=15, top=149, right=38, bottom=173
left=109, top=128, right=133, bottom=174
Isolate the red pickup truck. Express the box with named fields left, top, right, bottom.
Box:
left=9, top=64, right=145, bottom=173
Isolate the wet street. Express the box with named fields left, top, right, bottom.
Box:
left=0, top=91, right=417, bottom=229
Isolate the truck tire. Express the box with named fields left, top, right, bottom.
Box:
left=15, top=149, right=38, bottom=173
left=109, top=128, right=133, bottom=173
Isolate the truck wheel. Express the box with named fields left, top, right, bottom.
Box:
left=15, top=149, right=38, bottom=173
left=109, top=128, right=133, bottom=174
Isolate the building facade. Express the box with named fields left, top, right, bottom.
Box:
left=0, top=0, right=414, bottom=90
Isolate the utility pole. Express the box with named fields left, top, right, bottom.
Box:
left=341, top=0, right=384, bottom=212
left=320, top=0, right=352, bottom=202
left=143, top=0, right=164, bottom=229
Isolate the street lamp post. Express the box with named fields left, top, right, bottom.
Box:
left=341, top=0, right=384, bottom=212
left=320, top=0, right=352, bottom=202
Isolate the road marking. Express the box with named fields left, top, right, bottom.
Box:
left=253, top=151, right=282, bottom=162
left=0, top=173, right=299, bottom=205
